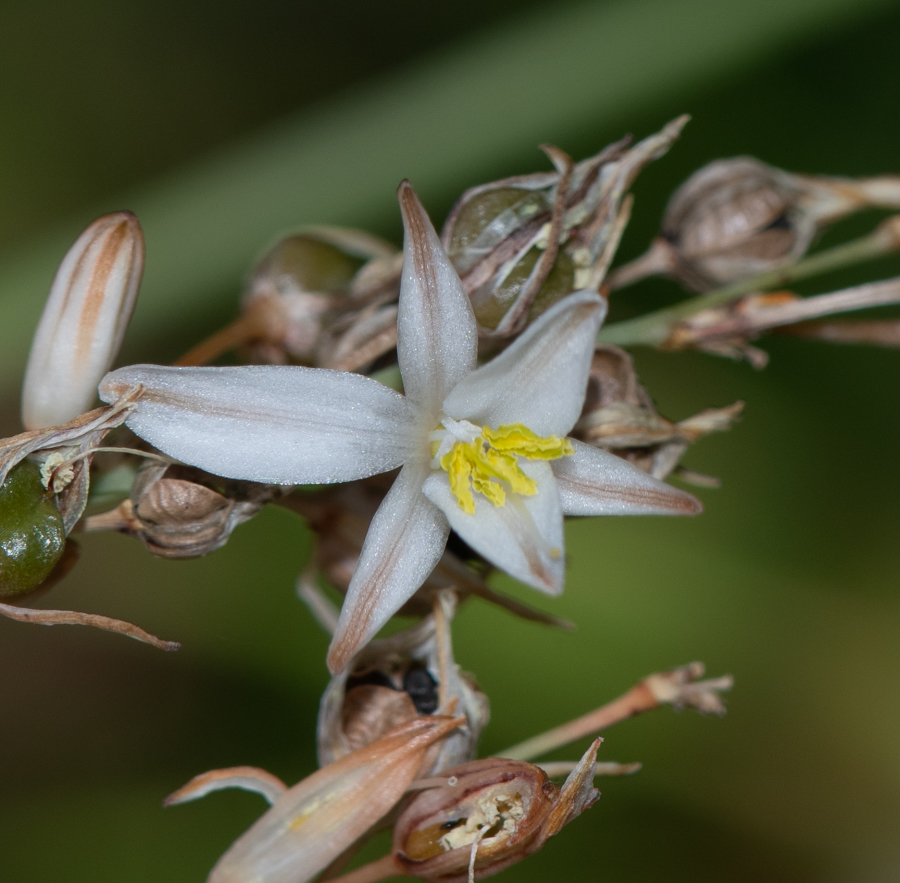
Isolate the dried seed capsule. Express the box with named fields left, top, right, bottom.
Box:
left=317, top=612, right=489, bottom=775
left=22, top=212, right=144, bottom=429
left=393, top=740, right=601, bottom=882
left=623, top=157, right=900, bottom=293
left=241, top=227, right=398, bottom=366
left=84, top=462, right=276, bottom=558
left=660, top=157, right=812, bottom=290
left=0, top=459, right=66, bottom=598
left=395, top=758, right=557, bottom=879
left=442, top=118, right=687, bottom=336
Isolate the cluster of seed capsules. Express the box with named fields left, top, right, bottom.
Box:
left=4, top=116, right=900, bottom=881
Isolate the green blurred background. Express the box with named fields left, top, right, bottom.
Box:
left=2, top=0, right=900, bottom=880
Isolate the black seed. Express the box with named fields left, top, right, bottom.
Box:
left=403, top=666, right=439, bottom=714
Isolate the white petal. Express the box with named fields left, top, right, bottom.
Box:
left=22, top=213, right=144, bottom=429
left=553, top=439, right=702, bottom=516
left=422, top=460, right=565, bottom=596
left=327, top=462, right=450, bottom=673
left=99, top=364, right=416, bottom=484
left=396, top=182, right=478, bottom=419
left=442, top=290, right=606, bottom=437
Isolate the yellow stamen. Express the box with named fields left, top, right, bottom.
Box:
left=439, top=423, right=573, bottom=513
left=483, top=424, right=574, bottom=460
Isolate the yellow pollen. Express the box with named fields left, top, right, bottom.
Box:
left=439, top=423, right=574, bottom=513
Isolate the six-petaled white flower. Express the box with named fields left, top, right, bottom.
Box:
left=100, top=182, right=700, bottom=672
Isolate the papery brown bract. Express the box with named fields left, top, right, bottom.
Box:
left=572, top=346, right=742, bottom=482
left=207, top=715, right=463, bottom=883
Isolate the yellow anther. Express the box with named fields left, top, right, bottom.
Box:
left=439, top=423, right=572, bottom=513
left=483, top=423, right=574, bottom=460
left=441, top=443, right=477, bottom=514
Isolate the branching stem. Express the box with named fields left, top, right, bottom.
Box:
left=599, top=219, right=900, bottom=346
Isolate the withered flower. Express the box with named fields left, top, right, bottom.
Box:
left=662, top=273, right=900, bottom=367
left=611, top=157, right=900, bottom=292
left=101, top=183, right=701, bottom=673
left=164, top=715, right=463, bottom=883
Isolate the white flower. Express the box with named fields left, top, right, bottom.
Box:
left=100, top=183, right=700, bottom=672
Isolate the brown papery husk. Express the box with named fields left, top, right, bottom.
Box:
left=393, top=758, right=557, bottom=882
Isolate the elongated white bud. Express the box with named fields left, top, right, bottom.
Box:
left=22, top=212, right=144, bottom=430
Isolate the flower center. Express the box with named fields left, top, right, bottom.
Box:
left=433, top=420, right=573, bottom=514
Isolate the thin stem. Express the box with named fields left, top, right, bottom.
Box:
left=174, top=313, right=260, bottom=366
left=598, top=219, right=900, bottom=347
left=499, top=680, right=658, bottom=761
left=501, top=663, right=731, bottom=761
left=538, top=760, right=642, bottom=777
left=55, top=446, right=173, bottom=472
left=323, top=854, right=402, bottom=883
left=605, top=237, right=674, bottom=291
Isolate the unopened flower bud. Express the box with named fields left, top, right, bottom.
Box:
left=22, top=212, right=144, bottom=430
left=393, top=739, right=601, bottom=882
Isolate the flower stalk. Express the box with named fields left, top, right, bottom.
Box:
left=500, top=662, right=732, bottom=761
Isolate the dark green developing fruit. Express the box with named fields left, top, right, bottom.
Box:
left=0, top=459, right=67, bottom=598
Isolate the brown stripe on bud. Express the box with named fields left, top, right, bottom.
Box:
left=22, top=212, right=144, bottom=429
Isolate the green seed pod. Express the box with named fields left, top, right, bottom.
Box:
left=0, top=459, right=67, bottom=598
left=442, top=117, right=688, bottom=336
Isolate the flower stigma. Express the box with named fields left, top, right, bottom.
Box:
left=431, top=419, right=574, bottom=515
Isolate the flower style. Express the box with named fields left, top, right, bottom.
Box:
left=99, top=183, right=700, bottom=673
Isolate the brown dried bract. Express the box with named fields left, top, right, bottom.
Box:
left=572, top=346, right=742, bottom=482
